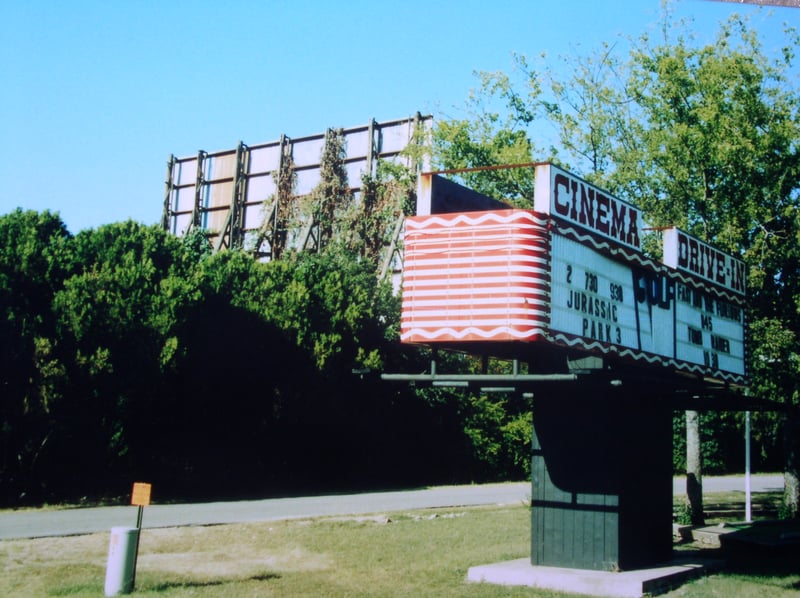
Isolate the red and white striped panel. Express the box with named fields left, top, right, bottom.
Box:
left=401, top=210, right=551, bottom=343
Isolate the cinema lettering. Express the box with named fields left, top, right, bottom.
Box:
left=551, top=169, right=641, bottom=249
left=402, top=163, right=746, bottom=384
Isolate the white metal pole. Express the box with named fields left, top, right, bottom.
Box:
left=745, top=410, right=752, bottom=523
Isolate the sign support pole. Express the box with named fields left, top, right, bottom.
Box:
left=745, top=411, right=752, bottom=522
left=130, top=482, right=151, bottom=591
left=131, top=505, right=143, bottom=589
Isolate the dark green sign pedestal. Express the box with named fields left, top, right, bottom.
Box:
left=530, top=386, right=673, bottom=571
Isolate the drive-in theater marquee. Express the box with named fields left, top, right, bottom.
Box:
left=401, top=163, right=746, bottom=384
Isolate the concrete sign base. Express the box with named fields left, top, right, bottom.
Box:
left=467, top=557, right=722, bottom=598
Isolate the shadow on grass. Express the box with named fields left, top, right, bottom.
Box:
left=672, top=519, right=800, bottom=593
left=673, top=492, right=784, bottom=522
left=144, top=572, right=282, bottom=592
left=720, top=553, right=800, bottom=592
left=716, top=521, right=800, bottom=590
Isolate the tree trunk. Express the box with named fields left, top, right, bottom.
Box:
left=685, top=410, right=704, bottom=526
left=784, top=410, right=800, bottom=519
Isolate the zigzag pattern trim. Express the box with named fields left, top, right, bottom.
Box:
left=405, top=210, right=550, bottom=230
left=548, top=332, right=746, bottom=384
left=401, top=326, right=549, bottom=341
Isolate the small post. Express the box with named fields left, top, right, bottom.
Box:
left=130, top=482, right=152, bottom=590
left=745, top=411, right=752, bottom=523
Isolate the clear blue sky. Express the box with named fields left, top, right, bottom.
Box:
left=1, top=0, right=795, bottom=233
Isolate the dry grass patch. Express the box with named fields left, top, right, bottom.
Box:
left=0, top=506, right=543, bottom=597
left=137, top=525, right=333, bottom=579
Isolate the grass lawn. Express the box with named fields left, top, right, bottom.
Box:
left=1, top=498, right=798, bottom=597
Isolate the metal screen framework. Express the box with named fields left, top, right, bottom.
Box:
left=162, top=114, right=431, bottom=272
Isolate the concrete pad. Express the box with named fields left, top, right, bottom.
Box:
left=467, top=557, right=721, bottom=597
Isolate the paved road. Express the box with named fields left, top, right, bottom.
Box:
left=0, top=475, right=783, bottom=541
left=671, top=473, right=783, bottom=495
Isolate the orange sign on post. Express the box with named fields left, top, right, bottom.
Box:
left=131, top=482, right=152, bottom=507
left=129, top=482, right=151, bottom=590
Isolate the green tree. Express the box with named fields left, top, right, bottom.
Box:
left=246, top=250, right=393, bottom=373
left=459, top=392, right=533, bottom=480
left=611, top=13, right=800, bottom=520
left=537, top=43, right=633, bottom=186
left=0, top=209, right=72, bottom=502
left=51, top=221, right=197, bottom=495
left=0, top=208, right=513, bottom=502
left=433, top=69, right=540, bottom=204
left=154, top=248, right=308, bottom=495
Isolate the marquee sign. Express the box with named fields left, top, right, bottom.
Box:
left=533, top=162, right=643, bottom=251
left=401, top=164, right=746, bottom=384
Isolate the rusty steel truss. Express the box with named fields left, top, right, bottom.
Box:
left=162, top=114, right=431, bottom=276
